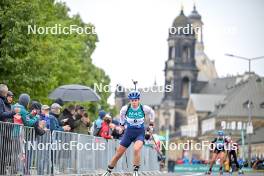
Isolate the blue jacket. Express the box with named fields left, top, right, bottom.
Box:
left=39, top=113, right=63, bottom=131
left=50, top=115, right=64, bottom=131
left=95, top=117, right=103, bottom=129
left=12, top=103, right=38, bottom=127
left=0, top=96, right=15, bottom=121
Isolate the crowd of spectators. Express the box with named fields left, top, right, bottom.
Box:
left=0, top=83, right=126, bottom=175
left=0, top=83, right=123, bottom=139
left=0, top=84, right=92, bottom=135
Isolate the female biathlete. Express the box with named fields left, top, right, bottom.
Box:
left=103, top=90, right=155, bottom=176
left=206, top=130, right=228, bottom=176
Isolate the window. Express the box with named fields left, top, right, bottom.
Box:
left=182, top=77, right=190, bottom=98
left=227, top=122, right=231, bottom=129
left=166, top=70, right=173, bottom=80
left=260, top=102, right=264, bottom=108
left=237, top=121, right=242, bottom=130
left=221, top=121, right=226, bottom=129
left=182, top=46, right=190, bottom=63
left=169, top=47, right=175, bottom=59
left=243, top=123, right=247, bottom=130
left=231, top=121, right=236, bottom=130
left=243, top=100, right=253, bottom=108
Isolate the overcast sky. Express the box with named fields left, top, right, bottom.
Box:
left=62, top=0, right=264, bottom=104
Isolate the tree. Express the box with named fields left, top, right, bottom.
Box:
left=0, top=0, right=111, bottom=117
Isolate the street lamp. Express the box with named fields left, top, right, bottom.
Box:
left=163, top=110, right=171, bottom=171
left=225, top=53, right=264, bottom=166
left=225, top=54, right=264, bottom=74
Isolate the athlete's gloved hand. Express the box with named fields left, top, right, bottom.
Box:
left=119, top=125, right=125, bottom=134
left=148, top=125, right=154, bottom=133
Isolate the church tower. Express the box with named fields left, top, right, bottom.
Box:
left=188, top=4, right=218, bottom=81
left=188, top=4, right=203, bottom=52
left=163, top=8, right=199, bottom=109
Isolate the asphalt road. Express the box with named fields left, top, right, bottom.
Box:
left=100, top=172, right=264, bottom=176
left=160, top=172, right=264, bottom=176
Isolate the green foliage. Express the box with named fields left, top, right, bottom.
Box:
left=0, top=0, right=111, bottom=118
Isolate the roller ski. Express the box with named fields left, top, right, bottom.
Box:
left=132, top=165, right=140, bottom=176
left=102, top=165, right=113, bottom=176
left=238, top=169, right=244, bottom=175
left=205, top=170, right=212, bottom=175
left=102, top=171, right=111, bottom=176
left=132, top=170, right=139, bottom=176
left=229, top=167, right=233, bottom=176
left=218, top=170, right=223, bottom=176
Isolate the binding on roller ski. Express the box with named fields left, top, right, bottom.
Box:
left=102, top=80, right=156, bottom=176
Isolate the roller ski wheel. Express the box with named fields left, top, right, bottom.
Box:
left=133, top=170, right=139, bottom=176
left=102, top=171, right=111, bottom=176
left=205, top=171, right=212, bottom=175
left=229, top=168, right=233, bottom=176
left=238, top=169, right=244, bottom=175
left=218, top=170, right=223, bottom=176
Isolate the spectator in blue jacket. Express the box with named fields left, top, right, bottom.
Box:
left=50, top=103, right=70, bottom=132
left=0, top=84, right=18, bottom=122
left=40, top=104, right=70, bottom=132
left=96, top=110, right=106, bottom=128
left=39, top=105, right=51, bottom=130
left=92, top=110, right=106, bottom=136
left=12, top=93, right=38, bottom=127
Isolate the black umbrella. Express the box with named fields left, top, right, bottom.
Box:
left=48, top=84, right=101, bottom=102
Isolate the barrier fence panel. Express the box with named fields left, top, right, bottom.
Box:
left=52, top=130, right=79, bottom=175
left=24, top=126, right=52, bottom=175
left=0, top=122, right=24, bottom=175
left=0, top=122, right=160, bottom=175
left=76, top=134, right=96, bottom=174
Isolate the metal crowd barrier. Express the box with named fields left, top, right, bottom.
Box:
left=0, top=121, right=160, bottom=175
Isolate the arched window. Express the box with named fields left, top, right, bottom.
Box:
left=221, top=121, right=226, bottom=129
left=237, top=122, right=242, bottom=130
left=231, top=121, right=236, bottom=130
left=182, top=46, right=190, bottom=63
left=227, top=122, right=231, bottom=129
left=182, top=77, right=190, bottom=98
left=243, top=123, right=247, bottom=130
left=169, top=47, right=175, bottom=59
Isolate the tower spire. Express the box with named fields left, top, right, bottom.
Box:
left=180, top=2, right=184, bottom=14
left=154, top=76, right=157, bottom=86
left=193, top=0, right=196, bottom=10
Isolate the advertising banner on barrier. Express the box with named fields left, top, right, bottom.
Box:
left=174, top=164, right=253, bottom=173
